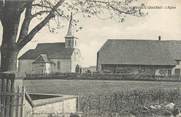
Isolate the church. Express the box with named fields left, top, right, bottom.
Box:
left=18, top=13, right=82, bottom=75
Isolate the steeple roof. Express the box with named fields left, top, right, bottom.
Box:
left=65, top=12, right=74, bottom=37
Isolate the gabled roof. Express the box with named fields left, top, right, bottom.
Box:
left=98, top=39, right=181, bottom=66
left=32, top=54, right=51, bottom=64
left=19, top=43, right=76, bottom=60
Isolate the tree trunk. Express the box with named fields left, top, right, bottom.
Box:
left=1, top=12, right=21, bottom=72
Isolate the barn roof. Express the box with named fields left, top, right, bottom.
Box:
left=98, top=39, right=181, bottom=66
left=19, top=43, right=76, bottom=60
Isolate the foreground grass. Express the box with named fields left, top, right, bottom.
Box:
left=79, top=88, right=181, bottom=117
left=24, top=80, right=181, bottom=117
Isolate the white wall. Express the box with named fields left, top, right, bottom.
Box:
left=45, top=63, right=52, bottom=74
left=23, top=99, right=33, bottom=117
left=64, top=98, right=77, bottom=113
left=172, top=61, right=181, bottom=75
left=33, top=98, right=77, bottom=114
left=71, top=50, right=82, bottom=72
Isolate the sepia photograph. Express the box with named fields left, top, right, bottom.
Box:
left=0, top=0, right=181, bottom=117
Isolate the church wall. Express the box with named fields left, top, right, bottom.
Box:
left=31, top=63, right=53, bottom=74
left=71, top=50, right=82, bottom=72
left=32, top=63, right=46, bottom=74
left=18, top=59, right=34, bottom=76
left=51, top=59, right=71, bottom=73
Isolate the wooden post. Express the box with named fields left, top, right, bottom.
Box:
left=9, top=78, right=14, bottom=117
left=15, top=87, right=20, bottom=117
left=0, top=73, right=16, bottom=117
left=5, top=78, right=10, bottom=117
left=1, top=78, right=5, bottom=117
left=20, top=86, right=24, bottom=117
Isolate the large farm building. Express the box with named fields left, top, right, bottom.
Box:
left=97, top=39, right=181, bottom=76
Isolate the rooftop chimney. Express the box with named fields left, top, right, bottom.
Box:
left=158, top=35, right=161, bottom=41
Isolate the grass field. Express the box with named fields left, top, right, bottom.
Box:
left=24, top=80, right=181, bottom=95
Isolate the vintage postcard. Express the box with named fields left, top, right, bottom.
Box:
left=0, top=0, right=181, bottom=117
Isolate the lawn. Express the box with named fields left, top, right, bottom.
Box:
left=24, top=79, right=181, bottom=95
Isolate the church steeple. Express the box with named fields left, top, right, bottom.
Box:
left=65, top=12, right=78, bottom=48
left=66, top=12, right=74, bottom=37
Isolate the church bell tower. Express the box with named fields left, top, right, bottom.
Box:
left=65, top=13, right=78, bottom=48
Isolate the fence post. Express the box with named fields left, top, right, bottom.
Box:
left=5, top=78, right=10, bottom=117
left=20, top=86, right=25, bottom=117
left=1, top=78, right=5, bottom=117
left=15, top=86, right=20, bottom=117
left=9, top=78, right=15, bottom=117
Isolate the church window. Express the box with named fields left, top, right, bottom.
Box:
left=176, top=60, right=180, bottom=65
left=57, top=61, right=61, bottom=70
left=68, top=40, right=71, bottom=47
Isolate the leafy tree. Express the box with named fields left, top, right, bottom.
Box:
left=0, top=0, right=144, bottom=72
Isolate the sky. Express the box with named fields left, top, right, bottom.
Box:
left=0, top=0, right=181, bottom=67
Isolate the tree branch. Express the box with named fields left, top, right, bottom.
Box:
left=17, top=1, right=33, bottom=44
left=17, top=0, right=65, bottom=51
left=32, top=3, right=52, bottom=9
left=31, top=10, right=50, bottom=18
left=88, top=0, right=137, bottom=15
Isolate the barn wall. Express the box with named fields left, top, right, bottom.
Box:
left=100, top=64, right=173, bottom=76
left=172, top=61, right=181, bottom=76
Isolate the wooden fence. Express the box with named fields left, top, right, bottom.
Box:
left=0, top=73, right=25, bottom=117
left=25, top=73, right=181, bottom=82
left=32, top=112, right=83, bottom=117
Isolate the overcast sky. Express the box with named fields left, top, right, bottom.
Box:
left=0, top=0, right=181, bottom=67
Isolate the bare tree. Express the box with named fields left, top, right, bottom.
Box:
left=0, top=0, right=144, bottom=72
